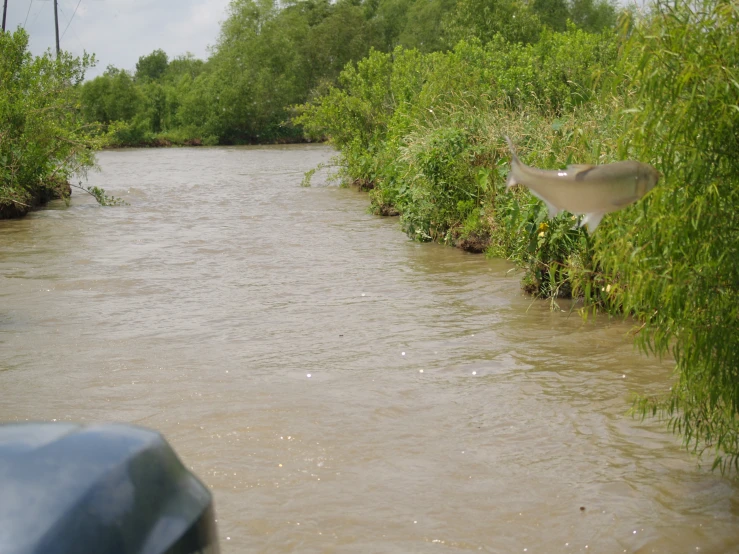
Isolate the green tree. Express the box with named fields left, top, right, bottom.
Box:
left=305, top=0, right=383, bottom=79
left=445, top=0, right=543, bottom=45
left=398, top=0, right=457, bottom=52
left=163, top=53, right=205, bottom=83
left=204, top=0, right=385, bottom=142
left=176, top=70, right=226, bottom=139
left=135, top=49, right=169, bottom=81
left=80, top=66, right=141, bottom=124
left=140, top=82, right=167, bottom=133
left=368, top=0, right=413, bottom=51
left=0, top=29, right=103, bottom=217
left=569, top=0, right=616, bottom=32
left=532, top=0, right=569, bottom=31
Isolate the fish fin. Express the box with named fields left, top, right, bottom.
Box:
left=545, top=200, right=561, bottom=220
left=504, top=136, right=520, bottom=189
left=566, top=164, right=597, bottom=181
left=581, top=212, right=605, bottom=232
left=504, top=136, right=518, bottom=160
left=529, top=190, right=560, bottom=219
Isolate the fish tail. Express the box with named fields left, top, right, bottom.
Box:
left=504, top=135, right=520, bottom=189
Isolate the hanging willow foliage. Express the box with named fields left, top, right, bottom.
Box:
left=597, top=0, right=739, bottom=470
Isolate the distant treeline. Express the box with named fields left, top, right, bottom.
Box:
left=79, top=0, right=617, bottom=146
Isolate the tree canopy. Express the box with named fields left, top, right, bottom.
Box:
left=78, top=0, right=619, bottom=146
left=135, top=48, right=169, bottom=81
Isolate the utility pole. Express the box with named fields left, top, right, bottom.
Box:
left=2, top=0, right=8, bottom=33
left=54, top=0, right=60, bottom=57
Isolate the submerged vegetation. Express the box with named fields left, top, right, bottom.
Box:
left=295, top=0, right=739, bottom=469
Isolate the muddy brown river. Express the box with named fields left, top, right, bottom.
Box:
left=1, top=145, right=738, bottom=553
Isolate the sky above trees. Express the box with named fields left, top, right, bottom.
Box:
left=2, top=0, right=230, bottom=78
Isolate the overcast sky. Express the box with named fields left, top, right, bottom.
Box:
left=3, top=0, right=232, bottom=78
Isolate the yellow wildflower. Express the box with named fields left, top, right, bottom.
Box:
left=538, top=222, right=549, bottom=233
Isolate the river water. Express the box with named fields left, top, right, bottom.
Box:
left=1, top=145, right=738, bottom=553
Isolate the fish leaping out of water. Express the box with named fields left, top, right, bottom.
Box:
left=505, top=136, right=660, bottom=231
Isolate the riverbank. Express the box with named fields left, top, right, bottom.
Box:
left=1, top=29, right=99, bottom=222
left=0, top=180, right=72, bottom=220
left=102, top=134, right=319, bottom=149
left=103, top=122, right=326, bottom=149
left=296, top=2, right=739, bottom=470
left=296, top=32, right=618, bottom=303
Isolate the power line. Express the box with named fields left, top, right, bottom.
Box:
left=23, top=0, right=34, bottom=27
left=61, top=0, right=81, bottom=39
left=55, top=2, right=87, bottom=58
left=57, top=2, right=84, bottom=50
left=29, top=4, right=45, bottom=27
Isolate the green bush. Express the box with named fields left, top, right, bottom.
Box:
left=295, top=28, right=619, bottom=296
left=596, top=0, right=739, bottom=470
left=108, top=116, right=153, bottom=147
left=1, top=29, right=101, bottom=217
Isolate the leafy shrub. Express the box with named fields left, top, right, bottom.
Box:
left=108, top=117, right=153, bottom=147
left=0, top=29, right=101, bottom=217
left=596, top=0, right=739, bottom=470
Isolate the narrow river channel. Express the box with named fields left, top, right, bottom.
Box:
left=1, top=145, right=738, bottom=553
